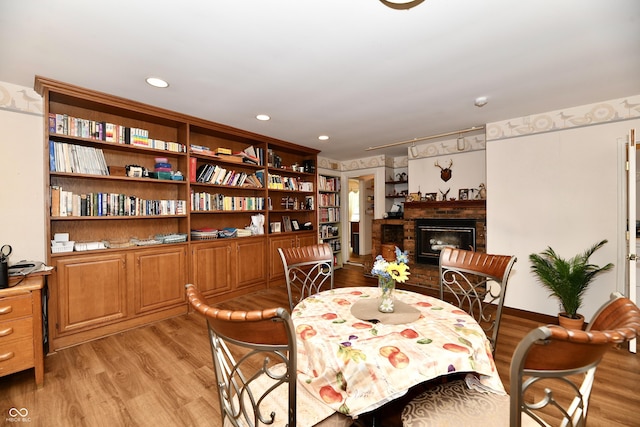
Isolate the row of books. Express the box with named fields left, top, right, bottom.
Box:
left=49, top=113, right=186, bottom=153
left=268, top=174, right=314, bottom=191
left=319, top=193, right=340, bottom=207
left=319, top=176, right=341, bottom=192
left=190, top=192, right=266, bottom=212
left=194, top=164, right=264, bottom=187
left=319, top=207, right=340, bottom=223
left=50, top=186, right=186, bottom=217
left=190, top=144, right=263, bottom=166
left=50, top=140, right=108, bottom=175
left=267, top=149, right=282, bottom=168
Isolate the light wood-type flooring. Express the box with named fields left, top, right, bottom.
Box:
left=1, top=264, right=639, bottom=426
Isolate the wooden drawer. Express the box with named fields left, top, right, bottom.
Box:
left=0, top=294, right=32, bottom=321
left=0, top=317, right=33, bottom=345
left=0, top=336, right=34, bottom=377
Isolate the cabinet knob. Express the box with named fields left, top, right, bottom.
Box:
left=0, top=351, right=15, bottom=362
left=0, top=306, right=13, bottom=315
left=0, top=327, right=13, bottom=337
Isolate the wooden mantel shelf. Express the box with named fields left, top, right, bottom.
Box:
left=404, top=200, right=486, bottom=209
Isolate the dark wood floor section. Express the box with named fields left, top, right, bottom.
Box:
left=1, top=264, right=639, bottom=426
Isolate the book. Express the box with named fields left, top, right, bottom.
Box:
left=105, top=123, right=116, bottom=142
left=189, top=157, right=197, bottom=182
left=49, top=140, right=55, bottom=171
left=80, top=194, right=87, bottom=216
left=233, top=151, right=259, bottom=165
left=212, top=166, right=226, bottom=184
left=48, top=114, right=56, bottom=133
left=255, top=170, right=265, bottom=187
left=215, top=147, right=232, bottom=155
left=196, top=164, right=209, bottom=182
left=221, top=169, right=234, bottom=186
left=50, top=186, right=61, bottom=216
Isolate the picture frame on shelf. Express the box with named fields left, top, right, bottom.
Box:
left=408, top=192, right=421, bottom=202
left=282, top=216, right=292, bottom=232
left=425, top=192, right=437, bottom=201
left=291, top=219, right=300, bottom=231
left=270, top=222, right=281, bottom=233
left=458, top=188, right=469, bottom=200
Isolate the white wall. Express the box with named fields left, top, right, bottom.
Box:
left=487, top=119, right=640, bottom=320
left=0, top=86, right=46, bottom=264
left=408, top=138, right=486, bottom=201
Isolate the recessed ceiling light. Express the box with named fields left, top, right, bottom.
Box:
left=256, top=114, right=270, bottom=121
left=145, top=77, right=169, bottom=88
left=318, top=135, right=329, bottom=141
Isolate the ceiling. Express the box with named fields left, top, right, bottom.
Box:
left=1, top=0, right=639, bottom=161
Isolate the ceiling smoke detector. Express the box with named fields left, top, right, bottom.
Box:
left=474, top=96, right=488, bottom=107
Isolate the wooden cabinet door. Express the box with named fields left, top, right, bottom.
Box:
left=55, top=253, right=126, bottom=334
left=236, top=238, right=266, bottom=289
left=297, top=232, right=318, bottom=248
left=269, top=235, right=296, bottom=280
left=133, top=246, right=187, bottom=315
left=191, top=240, right=235, bottom=296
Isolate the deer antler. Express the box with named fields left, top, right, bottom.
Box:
left=434, top=159, right=453, bottom=170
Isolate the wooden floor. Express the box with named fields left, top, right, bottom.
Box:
left=1, top=264, right=639, bottom=426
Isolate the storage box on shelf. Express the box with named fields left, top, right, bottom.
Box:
left=318, top=174, right=342, bottom=269
left=36, top=76, right=318, bottom=351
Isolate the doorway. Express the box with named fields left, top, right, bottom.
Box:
left=347, top=175, right=374, bottom=265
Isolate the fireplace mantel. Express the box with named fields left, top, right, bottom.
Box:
left=404, top=199, right=486, bottom=210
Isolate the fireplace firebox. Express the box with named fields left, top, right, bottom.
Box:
left=415, top=218, right=477, bottom=265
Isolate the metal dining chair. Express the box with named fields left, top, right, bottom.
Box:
left=401, top=292, right=640, bottom=427
left=278, top=243, right=335, bottom=311
left=438, top=247, right=517, bottom=356
left=185, top=284, right=351, bottom=427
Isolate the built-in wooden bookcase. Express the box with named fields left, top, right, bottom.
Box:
left=36, top=76, right=318, bottom=351
left=264, top=144, right=319, bottom=283
left=318, top=174, right=342, bottom=268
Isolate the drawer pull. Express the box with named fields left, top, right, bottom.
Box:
left=0, top=351, right=15, bottom=362
left=0, top=327, right=13, bottom=337
left=0, top=306, right=13, bottom=315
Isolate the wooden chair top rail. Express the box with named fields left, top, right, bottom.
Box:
left=440, top=247, right=516, bottom=282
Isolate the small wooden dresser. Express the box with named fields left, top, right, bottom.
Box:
left=0, top=273, right=47, bottom=386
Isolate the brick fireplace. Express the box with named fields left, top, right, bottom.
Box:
left=371, top=200, right=486, bottom=291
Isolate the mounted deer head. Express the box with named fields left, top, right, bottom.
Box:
left=435, top=159, right=453, bottom=182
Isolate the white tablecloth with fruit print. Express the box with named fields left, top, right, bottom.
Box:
left=292, top=286, right=505, bottom=417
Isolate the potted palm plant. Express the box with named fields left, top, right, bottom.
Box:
left=529, top=239, right=614, bottom=329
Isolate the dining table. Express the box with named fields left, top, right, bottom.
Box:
left=291, top=286, right=505, bottom=417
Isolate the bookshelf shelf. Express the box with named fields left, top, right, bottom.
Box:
left=37, top=76, right=318, bottom=351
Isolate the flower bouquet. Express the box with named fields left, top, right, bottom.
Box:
left=371, top=246, right=410, bottom=312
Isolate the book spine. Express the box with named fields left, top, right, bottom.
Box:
left=50, top=186, right=60, bottom=216
left=189, top=157, right=197, bottom=182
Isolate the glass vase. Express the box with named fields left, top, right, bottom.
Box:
left=378, top=276, right=396, bottom=313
